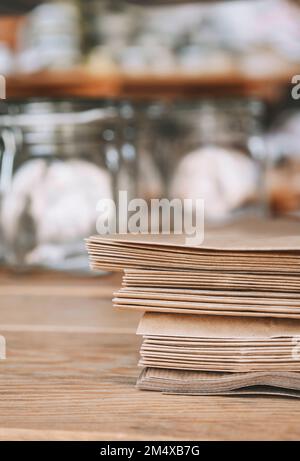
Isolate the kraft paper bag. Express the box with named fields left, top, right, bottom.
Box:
left=87, top=217, right=300, bottom=395
left=86, top=217, right=300, bottom=273
left=87, top=217, right=300, bottom=251
left=136, top=313, right=300, bottom=372
left=136, top=368, right=300, bottom=398
left=137, top=312, right=300, bottom=339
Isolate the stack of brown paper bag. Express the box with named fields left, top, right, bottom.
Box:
left=113, top=285, right=300, bottom=319
left=137, top=313, right=300, bottom=372
left=86, top=217, right=300, bottom=397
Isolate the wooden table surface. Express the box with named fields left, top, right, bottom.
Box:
left=0, top=268, right=300, bottom=441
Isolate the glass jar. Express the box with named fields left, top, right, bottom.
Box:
left=143, top=99, right=266, bottom=223
left=0, top=99, right=137, bottom=272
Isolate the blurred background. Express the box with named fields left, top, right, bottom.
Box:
left=0, top=0, right=300, bottom=273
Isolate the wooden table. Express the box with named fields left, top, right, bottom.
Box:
left=0, top=269, right=300, bottom=441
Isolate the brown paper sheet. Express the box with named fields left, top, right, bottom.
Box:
left=137, top=313, right=300, bottom=372
left=115, top=303, right=300, bottom=320
left=137, top=312, right=300, bottom=339
left=87, top=217, right=300, bottom=251
left=86, top=218, right=300, bottom=274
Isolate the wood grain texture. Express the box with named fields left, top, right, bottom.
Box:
left=0, top=269, right=300, bottom=441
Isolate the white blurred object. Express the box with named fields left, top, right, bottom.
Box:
left=238, top=48, right=292, bottom=77
left=85, top=0, right=300, bottom=77
left=138, top=39, right=177, bottom=74
left=171, top=145, right=258, bottom=220
left=1, top=158, right=112, bottom=266
left=87, top=45, right=119, bottom=75
left=118, top=43, right=176, bottom=75
left=212, top=0, right=300, bottom=55
left=119, top=46, right=149, bottom=73
left=178, top=46, right=235, bottom=75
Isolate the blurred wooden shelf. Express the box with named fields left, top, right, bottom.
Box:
left=5, top=68, right=297, bottom=101
left=121, top=72, right=295, bottom=100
